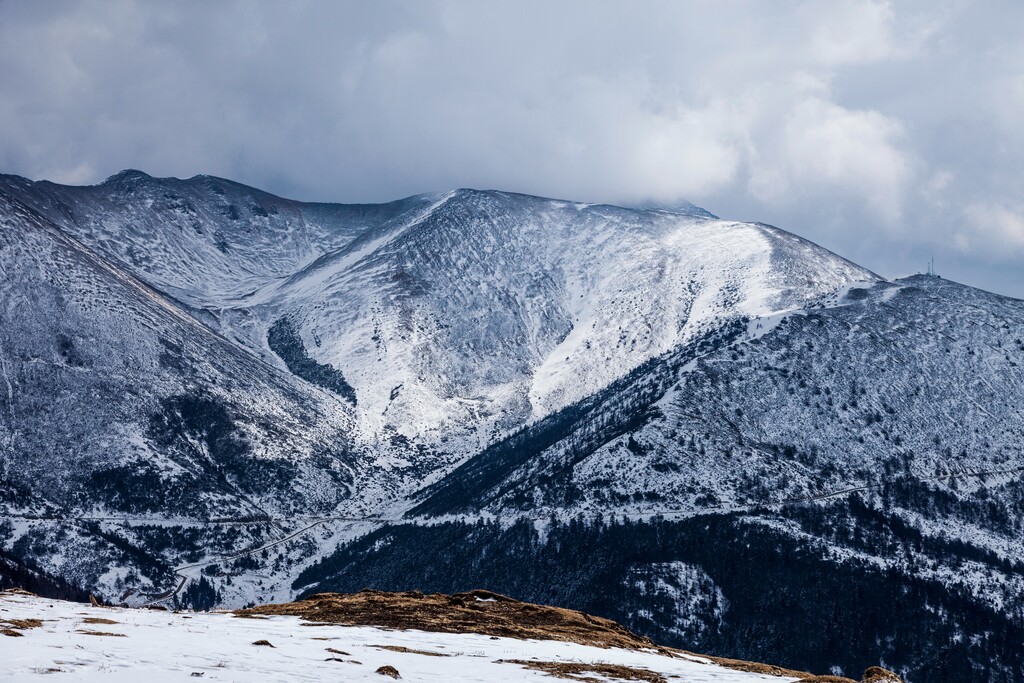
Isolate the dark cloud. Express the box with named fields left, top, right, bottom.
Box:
left=1, top=0, right=1021, bottom=295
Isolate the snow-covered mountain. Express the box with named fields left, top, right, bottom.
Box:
left=1, top=171, right=1021, bottom=682
left=0, top=172, right=875, bottom=465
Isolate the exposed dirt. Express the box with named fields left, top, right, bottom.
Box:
left=499, top=659, right=667, bottom=683
left=375, top=664, right=401, bottom=678
left=81, top=617, right=119, bottom=625
left=76, top=630, right=126, bottom=637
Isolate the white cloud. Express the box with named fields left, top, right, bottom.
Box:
left=42, top=162, right=97, bottom=186
left=803, top=0, right=901, bottom=66
left=627, top=103, right=742, bottom=200
left=962, top=203, right=1024, bottom=257
left=766, top=96, right=910, bottom=221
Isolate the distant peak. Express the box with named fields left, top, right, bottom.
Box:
left=622, top=199, right=718, bottom=219
left=102, top=169, right=152, bottom=185
left=444, top=189, right=720, bottom=219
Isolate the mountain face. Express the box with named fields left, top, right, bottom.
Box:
left=1, top=171, right=1021, bottom=682
left=410, top=276, right=1024, bottom=519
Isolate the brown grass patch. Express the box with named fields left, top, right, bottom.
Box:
left=239, top=589, right=662, bottom=652
left=1, top=617, right=43, bottom=637
left=375, top=664, right=401, bottom=678
left=2, top=617, right=43, bottom=630
left=793, top=670, right=904, bottom=683
left=500, top=659, right=666, bottom=683
left=680, top=651, right=812, bottom=678
left=325, top=647, right=351, bottom=656
left=252, top=639, right=275, bottom=647
left=81, top=617, right=119, bottom=625
left=76, top=629, right=126, bottom=637
left=372, top=644, right=451, bottom=657
left=862, top=667, right=903, bottom=683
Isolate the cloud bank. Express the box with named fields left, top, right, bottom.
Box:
left=1, top=0, right=1021, bottom=295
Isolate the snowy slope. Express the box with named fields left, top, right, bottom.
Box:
left=0, top=189, right=362, bottom=513
left=346, top=275, right=1024, bottom=682
left=0, top=186, right=387, bottom=599
left=414, top=276, right=1024, bottom=521
left=233, top=191, right=877, bottom=460
left=0, top=170, right=430, bottom=307
left=403, top=276, right=1024, bottom=625
left=0, top=591, right=799, bottom=682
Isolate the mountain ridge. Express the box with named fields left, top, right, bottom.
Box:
left=0, top=171, right=877, bottom=458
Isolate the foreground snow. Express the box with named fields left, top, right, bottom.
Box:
left=0, top=592, right=796, bottom=682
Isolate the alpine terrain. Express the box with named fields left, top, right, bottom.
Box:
left=1, top=171, right=1022, bottom=682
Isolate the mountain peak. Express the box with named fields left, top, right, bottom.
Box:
left=621, top=199, right=719, bottom=219
left=102, top=168, right=153, bottom=185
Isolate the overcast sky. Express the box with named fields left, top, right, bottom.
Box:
left=1, top=1, right=1022, bottom=296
